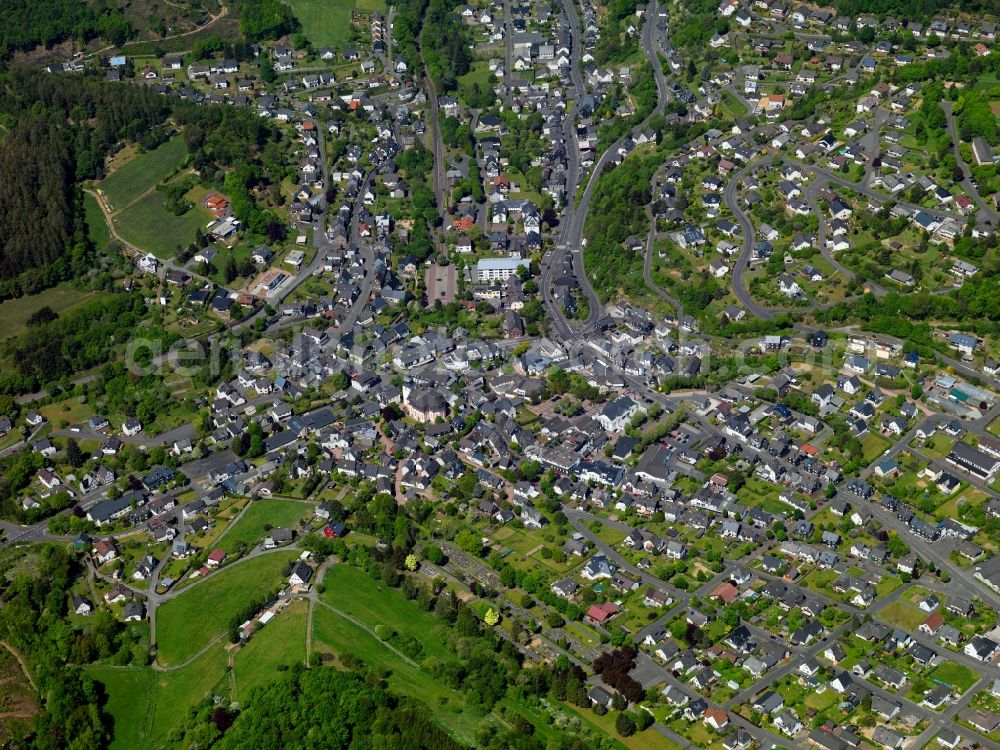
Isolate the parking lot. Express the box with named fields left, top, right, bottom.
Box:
left=425, top=263, right=456, bottom=304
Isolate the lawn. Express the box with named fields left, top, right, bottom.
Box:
left=861, top=432, right=892, bottom=462
left=100, top=137, right=187, bottom=210
left=113, top=185, right=214, bottom=260
left=155, top=551, right=298, bottom=666
left=84, top=192, right=111, bottom=252
left=721, top=90, right=748, bottom=118
left=458, top=62, right=494, bottom=106
left=875, top=575, right=902, bottom=598
left=39, top=398, right=96, bottom=429
left=233, top=600, right=308, bottom=698
left=0, top=284, right=98, bottom=341
left=285, top=0, right=386, bottom=49
left=87, top=666, right=154, bottom=750
left=801, top=568, right=839, bottom=594
left=919, top=435, right=956, bottom=460
left=592, top=523, right=625, bottom=546
left=927, top=661, right=979, bottom=693
left=878, top=600, right=926, bottom=631
left=564, top=621, right=602, bottom=649
left=562, top=703, right=682, bottom=750
left=215, top=499, right=312, bottom=555
left=92, top=646, right=230, bottom=749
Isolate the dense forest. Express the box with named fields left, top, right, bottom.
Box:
left=583, top=156, right=659, bottom=302
left=174, top=101, right=288, bottom=237
left=0, top=119, right=77, bottom=285
left=0, top=70, right=169, bottom=295
left=421, top=0, right=471, bottom=92
left=174, top=669, right=466, bottom=749
left=233, top=0, right=299, bottom=42
left=169, top=660, right=607, bottom=750
left=0, top=294, right=176, bottom=395
left=388, top=0, right=429, bottom=74
left=395, top=144, right=440, bottom=260
left=0, top=0, right=130, bottom=59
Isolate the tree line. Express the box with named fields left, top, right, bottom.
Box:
left=0, top=294, right=176, bottom=394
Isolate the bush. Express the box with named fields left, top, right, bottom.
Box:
left=615, top=713, right=637, bottom=737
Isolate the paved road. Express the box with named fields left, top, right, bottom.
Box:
left=802, top=174, right=887, bottom=296
left=725, top=153, right=779, bottom=319
left=551, top=0, right=670, bottom=337
left=541, top=0, right=590, bottom=341
left=785, top=157, right=965, bottom=223
left=942, top=99, right=998, bottom=224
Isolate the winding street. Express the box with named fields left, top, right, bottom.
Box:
left=546, top=0, right=671, bottom=340
left=725, top=153, right=779, bottom=320
left=942, top=99, right=998, bottom=224
left=641, top=201, right=684, bottom=318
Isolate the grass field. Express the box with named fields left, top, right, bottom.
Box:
left=84, top=192, right=111, bottom=252
left=927, top=661, right=979, bottom=693
left=861, top=432, right=892, bottom=462
left=39, top=397, right=96, bottom=427
left=151, top=645, right=229, bottom=739
left=216, top=499, right=312, bottom=555
left=233, top=600, right=307, bottom=697
left=113, top=185, right=213, bottom=260
left=320, top=565, right=452, bottom=661
left=458, top=62, right=494, bottom=105
left=878, top=600, right=926, bottom=631
left=155, top=551, right=298, bottom=666
left=720, top=90, right=748, bottom=118
left=0, top=284, right=98, bottom=341
left=88, top=666, right=154, bottom=750
left=96, top=645, right=230, bottom=747
left=286, top=0, right=386, bottom=49
left=314, top=565, right=490, bottom=743
left=100, top=137, right=187, bottom=210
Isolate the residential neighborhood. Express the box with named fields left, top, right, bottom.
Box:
left=1, top=0, right=1000, bottom=747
